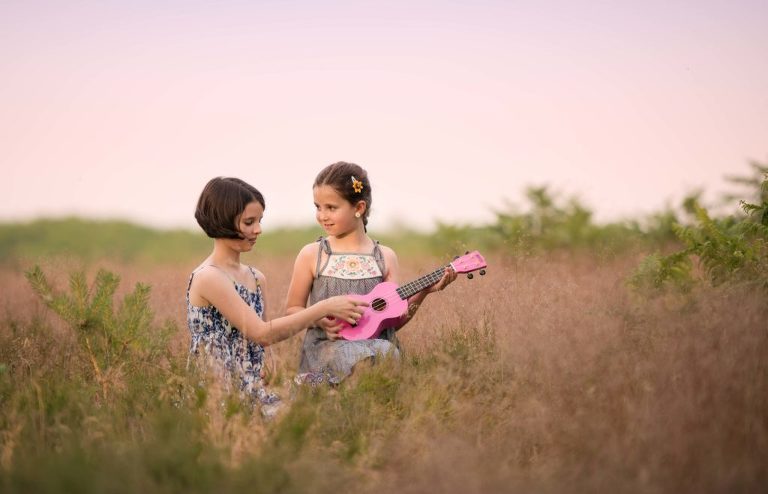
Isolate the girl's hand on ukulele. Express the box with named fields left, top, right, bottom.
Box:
left=324, top=296, right=368, bottom=325
left=428, top=267, right=458, bottom=293
left=317, top=316, right=344, bottom=340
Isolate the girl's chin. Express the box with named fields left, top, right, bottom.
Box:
left=239, top=241, right=256, bottom=251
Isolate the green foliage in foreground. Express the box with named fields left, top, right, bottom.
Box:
left=24, top=266, right=174, bottom=400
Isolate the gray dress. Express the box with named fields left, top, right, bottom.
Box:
left=297, top=237, right=401, bottom=384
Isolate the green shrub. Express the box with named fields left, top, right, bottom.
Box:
left=430, top=185, right=675, bottom=257
left=630, top=169, right=768, bottom=293
left=24, top=266, right=174, bottom=400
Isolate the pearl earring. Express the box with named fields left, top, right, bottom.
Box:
left=355, top=212, right=361, bottom=218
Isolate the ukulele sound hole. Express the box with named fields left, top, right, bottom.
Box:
left=371, top=298, right=387, bottom=312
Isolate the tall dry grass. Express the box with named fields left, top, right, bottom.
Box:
left=1, top=251, right=766, bottom=493
left=370, top=253, right=767, bottom=493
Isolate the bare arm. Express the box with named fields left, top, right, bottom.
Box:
left=252, top=267, right=268, bottom=321
left=284, top=243, right=347, bottom=338
left=253, top=268, right=273, bottom=380
left=192, top=267, right=365, bottom=346
left=284, top=243, right=318, bottom=316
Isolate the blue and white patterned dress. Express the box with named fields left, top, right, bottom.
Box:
left=297, top=238, right=401, bottom=385
left=186, top=265, right=280, bottom=415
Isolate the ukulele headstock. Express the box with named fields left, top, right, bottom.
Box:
left=449, top=251, right=487, bottom=277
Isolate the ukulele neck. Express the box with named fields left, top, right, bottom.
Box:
left=395, top=267, right=446, bottom=300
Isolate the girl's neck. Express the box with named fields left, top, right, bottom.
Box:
left=328, top=227, right=371, bottom=252
left=209, top=240, right=242, bottom=269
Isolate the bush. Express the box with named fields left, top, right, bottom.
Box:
left=24, top=266, right=174, bottom=401
left=630, top=167, right=768, bottom=293
left=430, top=185, right=676, bottom=257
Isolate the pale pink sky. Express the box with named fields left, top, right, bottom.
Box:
left=1, top=0, right=766, bottom=230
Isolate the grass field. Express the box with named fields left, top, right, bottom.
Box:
left=3, top=170, right=768, bottom=492
left=1, top=221, right=765, bottom=493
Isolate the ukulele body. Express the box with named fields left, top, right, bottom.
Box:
left=338, top=281, right=408, bottom=341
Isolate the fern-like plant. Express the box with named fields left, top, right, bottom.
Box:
left=630, top=169, right=768, bottom=293
left=25, top=266, right=173, bottom=399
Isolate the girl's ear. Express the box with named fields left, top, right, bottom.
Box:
left=354, top=200, right=367, bottom=217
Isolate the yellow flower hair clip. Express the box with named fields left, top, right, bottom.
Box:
left=351, top=176, right=364, bottom=194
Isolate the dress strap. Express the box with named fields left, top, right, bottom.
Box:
left=186, top=266, right=219, bottom=305
left=372, top=239, right=387, bottom=276
left=315, top=237, right=333, bottom=278
left=185, top=272, right=195, bottom=302
left=319, top=236, right=332, bottom=254
left=187, top=265, right=212, bottom=297
left=246, top=265, right=259, bottom=287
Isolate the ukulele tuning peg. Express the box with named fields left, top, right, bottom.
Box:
left=479, top=270, right=486, bottom=276
left=465, top=251, right=470, bottom=255
left=467, top=273, right=474, bottom=279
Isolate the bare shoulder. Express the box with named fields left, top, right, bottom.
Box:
left=377, top=243, right=400, bottom=280
left=285, top=241, right=321, bottom=305
left=190, top=264, right=224, bottom=286
left=378, top=244, right=399, bottom=264
left=298, top=241, right=321, bottom=260
left=295, top=241, right=321, bottom=271
left=188, top=265, right=232, bottom=303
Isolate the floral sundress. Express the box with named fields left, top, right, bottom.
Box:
left=186, top=265, right=280, bottom=416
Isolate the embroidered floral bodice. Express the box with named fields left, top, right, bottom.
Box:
left=321, top=253, right=383, bottom=279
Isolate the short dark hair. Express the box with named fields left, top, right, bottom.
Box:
left=195, top=177, right=265, bottom=239
left=314, top=162, right=372, bottom=230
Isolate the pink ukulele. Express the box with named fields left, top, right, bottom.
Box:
left=338, top=251, right=488, bottom=341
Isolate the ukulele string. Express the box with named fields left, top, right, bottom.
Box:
left=365, top=272, right=445, bottom=311
left=343, top=255, right=483, bottom=330
left=363, top=266, right=449, bottom=311
left=348, top=256, right=482, bottom=314
left=354, top=254, right=481, bottom=311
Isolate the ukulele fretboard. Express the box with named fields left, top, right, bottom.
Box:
left=395, top=267, right=446, bottom=300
